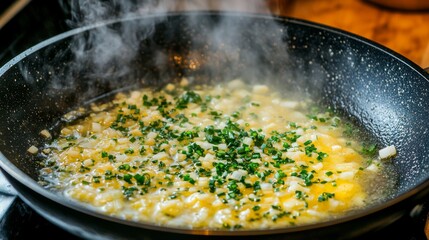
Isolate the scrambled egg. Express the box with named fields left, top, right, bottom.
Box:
left=38, top=79, right=387, bottom=230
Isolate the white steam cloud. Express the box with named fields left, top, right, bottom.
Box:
left=64, top=0, right=276, bottom=79
left=43, top=0, right=321, bottom=104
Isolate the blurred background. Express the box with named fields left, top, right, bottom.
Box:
left=1, top=0, right=429, bottom=67
left=0, top=0, right=428, bottom=239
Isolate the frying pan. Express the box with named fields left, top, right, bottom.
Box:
left=1, top=12, right=429, bottom=240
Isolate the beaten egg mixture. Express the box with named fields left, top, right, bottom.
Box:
left=38, top=79, right=389, bottom=230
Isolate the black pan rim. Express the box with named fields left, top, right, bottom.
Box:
left=0, top=10, right=429, bottom=236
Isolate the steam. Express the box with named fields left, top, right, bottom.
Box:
left=63, top=0, right=278, bottom=80
left=42, top=0, right=322, bottom=104
left=65, top=1, right=160, bottom=80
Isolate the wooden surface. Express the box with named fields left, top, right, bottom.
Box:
left=269, top=0, right=429, bottom=68
left=174, top=0, right=429, bottom=67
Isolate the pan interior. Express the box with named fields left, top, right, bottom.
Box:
left=0, top=12, right=428, bottom=233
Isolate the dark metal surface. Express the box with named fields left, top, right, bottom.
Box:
left=0, top=12, right=429, bottom=239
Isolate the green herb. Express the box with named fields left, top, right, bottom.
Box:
left=298, top=169, right=314, bottom=186
left=176, top=91, right=202, bottom=109
left=122, top=186, right=138, bottom=198
left=271, top=205, right=282, bottom=210
left=252, top=205, right=261, bottom=211
left=93, top=176, right=101, bottom=183
left=317, top=152, right=328, bottom=161
left=295, top=190, right=304, bottom=200
left=304, top=144, right=317, bottom=157
left=124, top=148, right=134, bottom=154
left=251, top=102, right=260, bottom=107
left=362, top=143, right=377, bottom=156
left=318, top=192, right=335, bottom=202
left=134, top=173, right=151, bottom=186
left=118, top=164, right=131, bottom=171
left=65, top=135, right=77, bottom=141
left=343, top=123, right=359, bottom=137
left=123, top=174, right=133, bottom=184
left=128, top=104, right=137, bottom=110
left=183, top=174, right=196, bottom=184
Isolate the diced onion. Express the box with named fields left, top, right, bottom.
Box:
left=260, top=182, right=273, bottom=191
left=115, top=154, right=128, bottom=162
left=242, top=137, right=253, bottom=146
left=280, top=101, right=298, bottom=108
left=180, top=77, right=189, bottom=87
left=379, top=145, right=397, bottom=159
left=229, top=170, right=247, bottom=181
left=39, top=129, right=52, bottom=139
left=153, top=152, right=169, bottom=161
left=227, top=79, right=245, bottom=89
left=165, top=83, right=175, bottom=91
left=366, top=163, right=380, bottom=172
left=27, top=145, right=38, bottom=154
left=91, top=123, right=102, bottom=133
left=252, top=85, right=269, bottom=94
left=331, top=145, right=342, bottom=151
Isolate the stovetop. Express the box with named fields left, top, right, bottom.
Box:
left=0, top=1, right=428, bottom=239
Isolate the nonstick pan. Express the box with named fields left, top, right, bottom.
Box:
left=0, top=12, right=429, bottom=240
